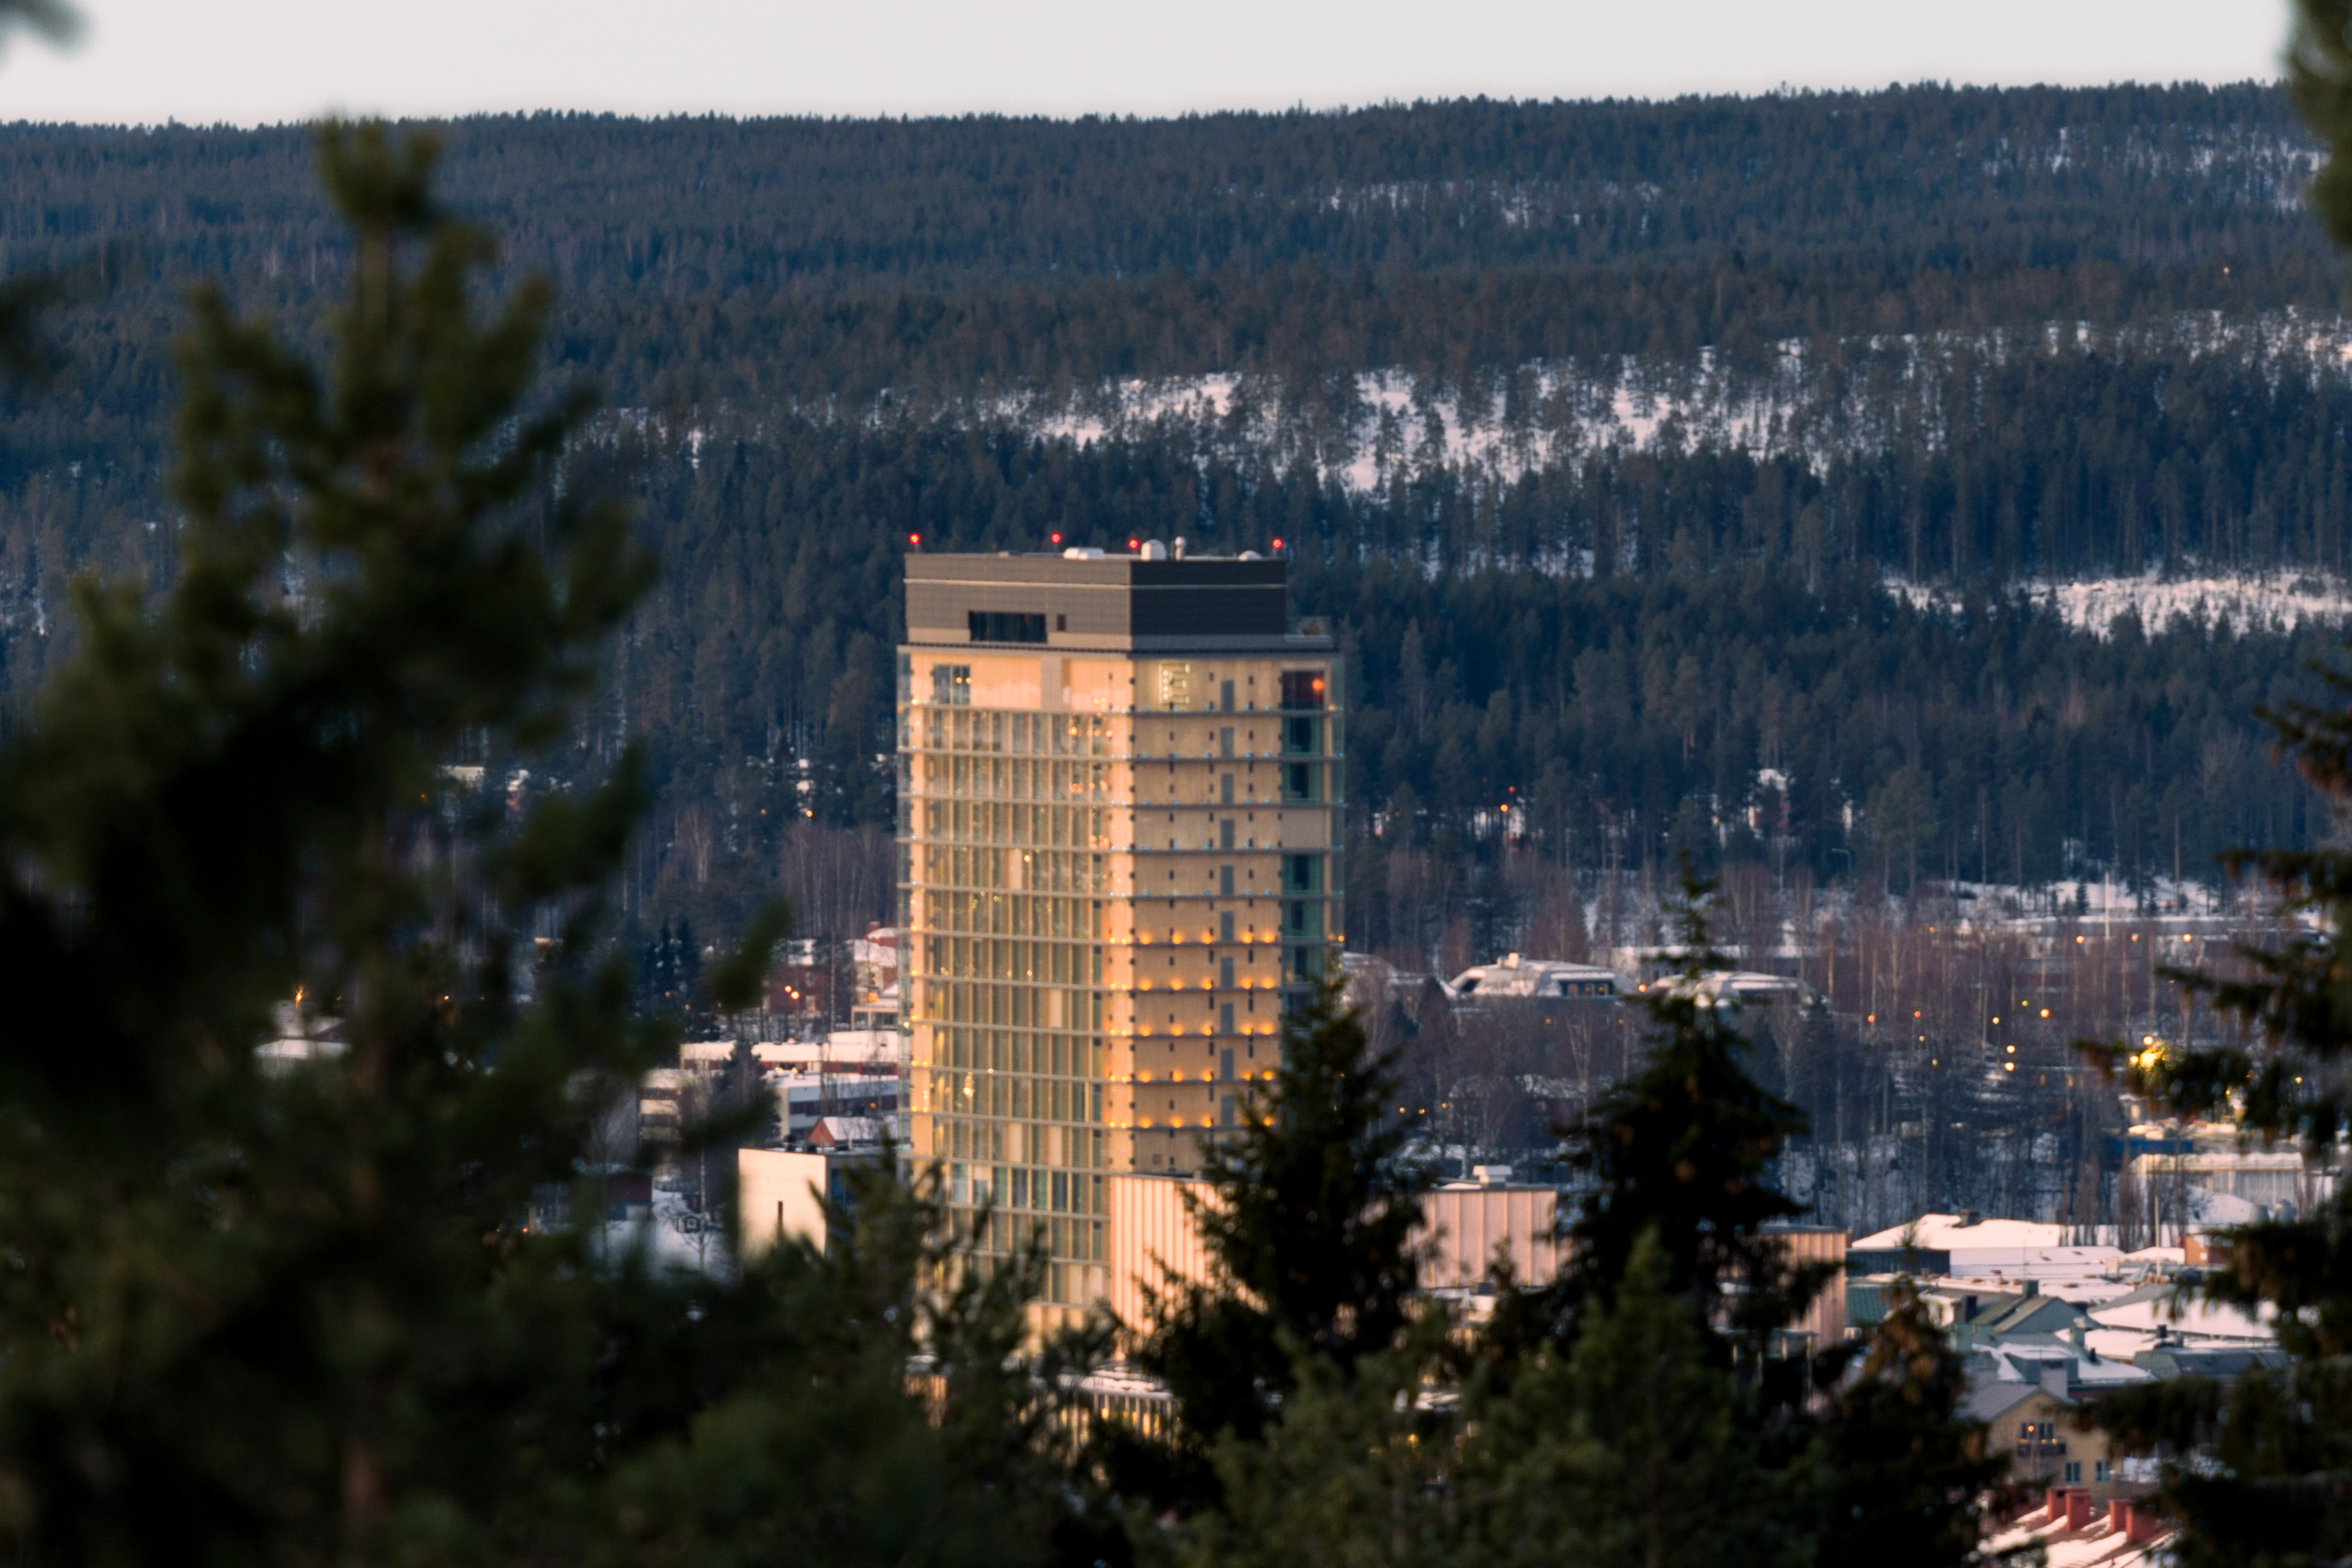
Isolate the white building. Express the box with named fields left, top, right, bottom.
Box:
left=1447, top=953, right=1623, bottom=1000
left=1850, top=1213, right=2124, bottom=1281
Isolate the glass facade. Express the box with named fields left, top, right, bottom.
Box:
left=898, top=582, right=1340, bottom=1330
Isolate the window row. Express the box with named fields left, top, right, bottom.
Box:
left=1146, top=664, right=1329, bottom=714
left=916, top=937, right=1106, bottom=989
left=914, top=754, right=1116, bottom=804
left=952, top=1202, right=1105, bottom=1270
left=916, top=801, right=1113, bottom=851
left=934, top=1074, right=1106, bottom=1127
left=919, top=973, right=1108, bottom=1026
left=954, top=1169, right=1103, bottom=1227
left=917, top=882, right=1109, bottom=939
left=915, top=702, right=1117, bottom=756
left=931, top=1027, right=1106, bottom=1079
left=938, top=1115, right=1103, bottom=1180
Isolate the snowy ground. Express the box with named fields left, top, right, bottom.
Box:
left=1892, top=571, right=2352, bottom=637
left=1929, top=875, right=2232, bottom=921
left=2043, top=573, right=2352, bottom=635
left=594, top=1186, right=734, bottom=1279
left=1013, top=354, right=1825, bottom=495
left=990, top=309, right=2352, bottom=502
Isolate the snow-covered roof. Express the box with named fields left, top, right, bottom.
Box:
left=1662, top=970, right=1813, bottom=1008
left=730, top=1034, right=902, bottom=1071
left=2085, top=1327, right=2159, bottom=1363
left=2134, top=1343, right=2291, bottom=1380
left=2120, top=1245, right=2186, bottom=1264
left=1961, top=1377, right=2049, bottom=1423
left=1992, top=1339, right=2153, bottom=1389
left=1855, top=1213, right=2077, bottom=1252
left=2033, top=1278, right=2137, bottom=1306
left=1448, top=955, right=1622, bottom=999
left=1863, top=1213, right=2051, bottom=1250
left=2089, top=1293, right=2274, bottom=1342
left=810, top=1115, right=882, bottom=1147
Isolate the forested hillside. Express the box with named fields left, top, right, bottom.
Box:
left=0, top=83, right=2343, bottom=955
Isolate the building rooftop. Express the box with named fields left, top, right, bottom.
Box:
left=1853, top=1213, right=2072, bottom=1252
left=1851, top=1213, right=2125, bottom=1277
left=2088, top=1289, right=2273, bottom=1342
left=1661, top=970, right=1814, bottom=1008
left=904, top=546, right=1325, bottom=653
left=1447, top=954, right=1623, bottom=999
left=1985, top=1340, right=2155, bottom=1391
left=1971, top=1293, right=2091, bottom=1340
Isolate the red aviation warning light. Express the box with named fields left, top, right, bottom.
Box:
left=907, top=533, right=921, bottom=549
left=1051, top=532, right=1063, bottom=545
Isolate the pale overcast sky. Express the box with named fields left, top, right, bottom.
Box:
left=0, top=0, right=2300, bottom=126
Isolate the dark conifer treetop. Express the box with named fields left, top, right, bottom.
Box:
left=0, top=125, right=1101, bottom=1568
left=1553, top=890, right=1824, bottom=1337
left=1119, top=979, right=1430, bottom=1510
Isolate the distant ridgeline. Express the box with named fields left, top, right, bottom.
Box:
left=0, top=85, right=2344, bottom=920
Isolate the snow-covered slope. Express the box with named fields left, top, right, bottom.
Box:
left=990, top=308, right=2352, bottom=497
left=1892, top=572, right=2352, bottom=636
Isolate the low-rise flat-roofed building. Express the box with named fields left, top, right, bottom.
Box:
left=897, top=543, right=1341, bottom=1328
left=1446, top=954, right=1624, bottom=1001
left=1848, top=1212, right=2123, bottom=1280
left=1102, top=1169, right=1561, bottom=1338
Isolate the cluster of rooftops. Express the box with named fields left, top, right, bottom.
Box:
left=1845, top=1212, right=2282, bottom=1420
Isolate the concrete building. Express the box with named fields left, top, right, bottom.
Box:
left=1101, top=1170, right=1561, bottom=1338
left=1099, top=1172, right=1846, bottom=1350
left=1848, top=1212, right=2123, bottom=1280
left=897, top=544, right=1341, bottom=1326
left=1763, top=1223, right=1851, bottom=1350
left=737, top=1147, right=883, bottom=1260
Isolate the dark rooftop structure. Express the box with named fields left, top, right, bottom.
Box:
left=904, top=545, right=1323, bottom=652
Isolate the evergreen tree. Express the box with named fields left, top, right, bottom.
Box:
left=1113, top=978, right=1432, bottom=1512
left=1460, top=879, right=1993, bottom=1566
left=1458, top=1228, right=1784, bottom=1568
left=0, top=124, right=1084, bottom=1568
left=1181, top=1320, right=1457, bottom=1568
left=1806, top=1279, right=2007, bottom=1568
left=1489, top=878, right=1826, bottom=1357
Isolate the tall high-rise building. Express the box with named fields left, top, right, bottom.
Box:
left=897, top=545, right=1341, bottom=1327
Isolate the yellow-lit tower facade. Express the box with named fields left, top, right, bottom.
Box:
left=897, top=545, right=1341, bottom=1326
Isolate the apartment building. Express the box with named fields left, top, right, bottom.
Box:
left=897, top=544, right=1341, bottom=1329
